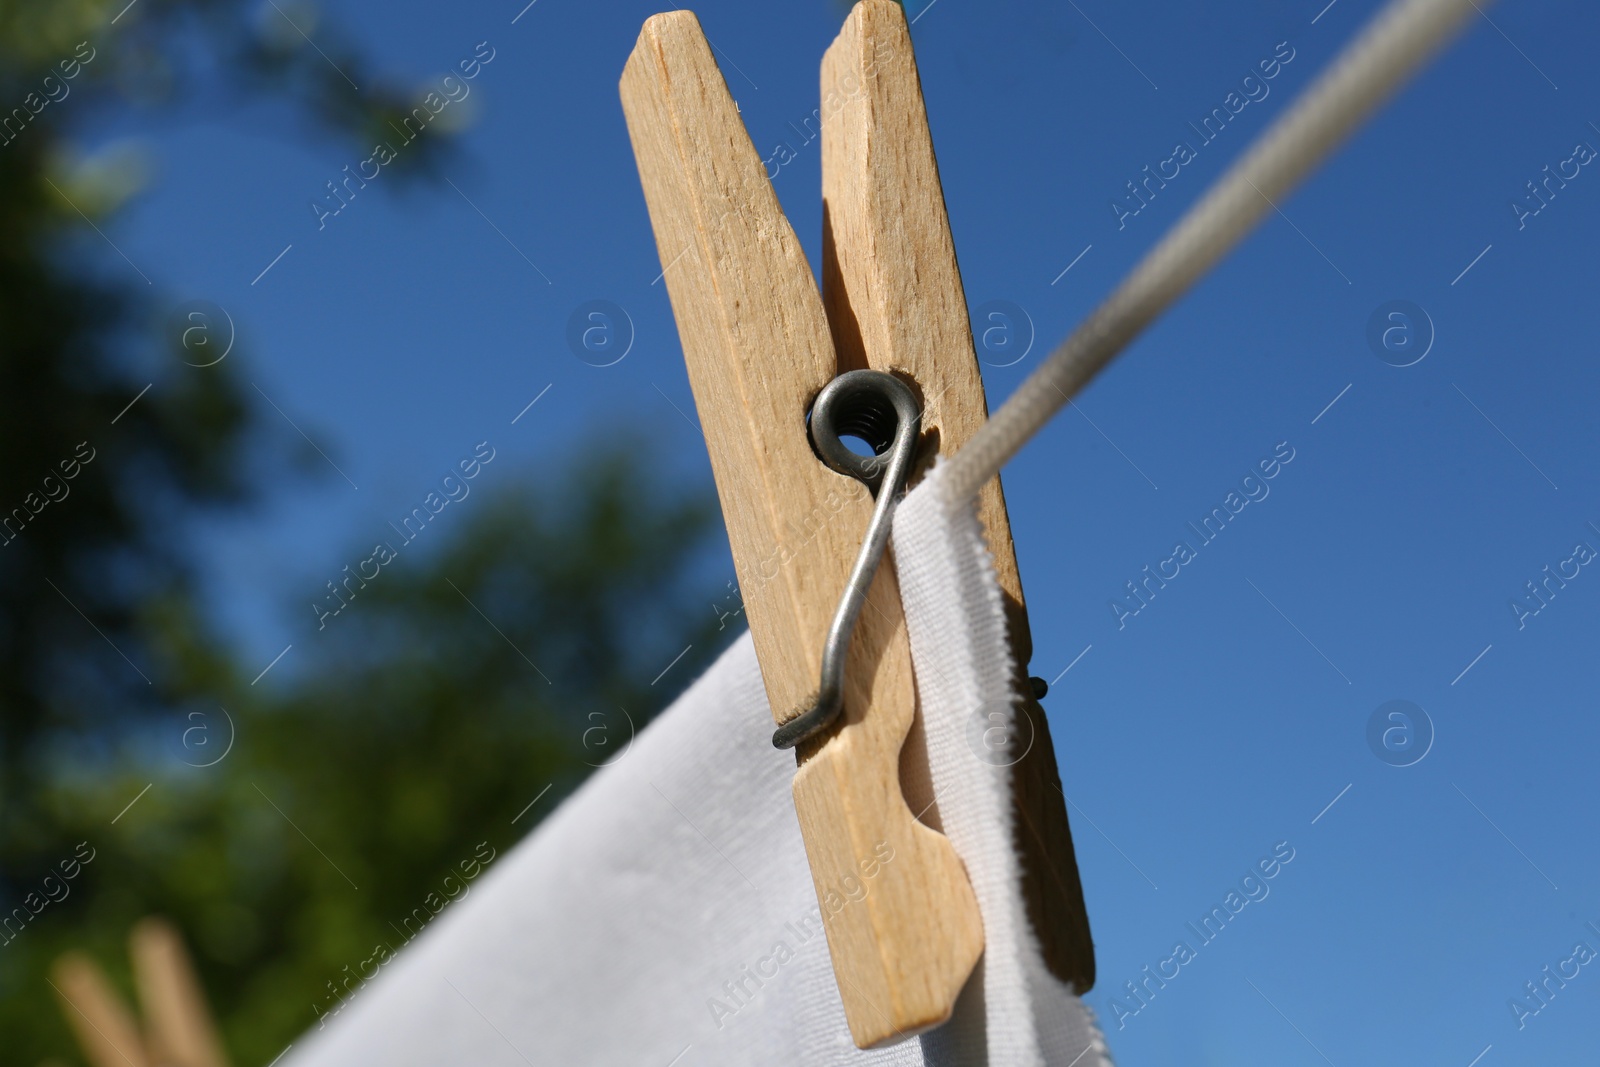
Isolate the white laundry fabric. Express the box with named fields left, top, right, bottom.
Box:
left=283, top=463, right=1112, bottom=1067
left=892, top=461, right=1113, bottom=1067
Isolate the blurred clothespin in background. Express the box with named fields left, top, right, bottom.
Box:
left=50, top=917, right=230, bottom=1067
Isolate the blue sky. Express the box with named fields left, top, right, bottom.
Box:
left=89, top=0, right=1599, bottom=1061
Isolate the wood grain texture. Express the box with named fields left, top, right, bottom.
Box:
left=620, top=11, right=982, bottom=1047
left=51, top=953, right=152, bottom=1067
left=820, top=0, right=1094, bottom=991
left=130, top=917, right=231, bottom=1067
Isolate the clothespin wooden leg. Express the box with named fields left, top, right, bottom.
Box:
left=50, top=953, right=153, bottom=1067
left=820, top=0, right=1094, bottom=991
left=130, top=917, right=232, bottom=1067
left=621, top=11, right=983, bottom=1048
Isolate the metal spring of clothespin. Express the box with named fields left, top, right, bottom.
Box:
left=772, top=369, right=920, bottom=749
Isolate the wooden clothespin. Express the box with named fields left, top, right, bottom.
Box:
left=51, top=917, right=231, bottom=1067
left=620, top=0, right=1092, bottom=1047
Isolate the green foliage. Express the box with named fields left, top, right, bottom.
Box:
left=5, top=454, right=723, bottom=1066
left=0, top=3, right=725, bottom=1064
left=0, top=0, right=477, bottom=827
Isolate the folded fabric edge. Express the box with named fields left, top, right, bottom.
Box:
left=893, top=460, right=1113, bottom=1067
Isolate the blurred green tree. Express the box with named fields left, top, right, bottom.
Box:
left=10, top=455, right=724, bottom=1065
left=0, top=0, right=462, bottom=882
left=0, top=3, right=725, bottom=1063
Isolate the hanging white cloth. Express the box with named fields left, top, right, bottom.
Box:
left=282, top=464, right=1112, bottom=1067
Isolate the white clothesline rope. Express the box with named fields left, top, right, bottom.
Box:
left=941, top=0, right=1487, bottom=506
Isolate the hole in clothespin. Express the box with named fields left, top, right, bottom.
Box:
left=808, top=384, right=900, bottom=459
left=837, top=432, right=878, bottom=458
